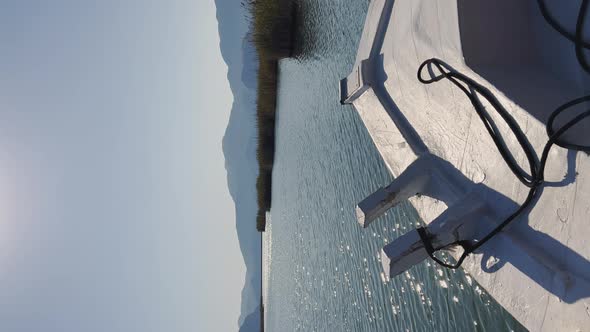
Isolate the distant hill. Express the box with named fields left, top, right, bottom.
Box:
left=238, top=305, right=262, bottom=332
left=214, top=0, right=262, bottom=331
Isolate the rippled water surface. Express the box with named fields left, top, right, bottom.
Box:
left=263, top=1, right=526, bottom=331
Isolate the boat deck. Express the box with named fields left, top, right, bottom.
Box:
left=342, top=0, right=590, bottom=330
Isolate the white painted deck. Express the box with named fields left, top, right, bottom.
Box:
left=343, top=0, right=590, bottom=330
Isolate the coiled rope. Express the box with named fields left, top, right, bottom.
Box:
left=416, top=0, right=590, bottom=269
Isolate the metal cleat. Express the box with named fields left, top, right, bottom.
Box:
left=380, top=191, right=491, bottom=277
left=339, top=59, right=372, bottom=105
left=356, top=154, right=458, bottom=227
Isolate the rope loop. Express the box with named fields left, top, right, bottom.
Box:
left=416, top=1, right=590, bottom=269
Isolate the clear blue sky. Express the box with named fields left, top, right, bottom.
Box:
left=0, top=1, right=243, bottom=331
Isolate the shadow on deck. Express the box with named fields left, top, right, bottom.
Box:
left=343, top=0, right=590, bottom=304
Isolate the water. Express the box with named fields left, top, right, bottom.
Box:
left=263, top=0, right=526, bottom=331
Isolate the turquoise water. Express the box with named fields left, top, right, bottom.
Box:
left=264, top=0, right=526, bottom=331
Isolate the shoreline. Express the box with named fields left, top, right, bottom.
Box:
left=246, top=0, right=299, bottom=232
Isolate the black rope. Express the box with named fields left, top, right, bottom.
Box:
left=416, top=1, right=590, bottom=269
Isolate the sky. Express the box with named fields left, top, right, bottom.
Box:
left=0, top=1, right=244, bottom=331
